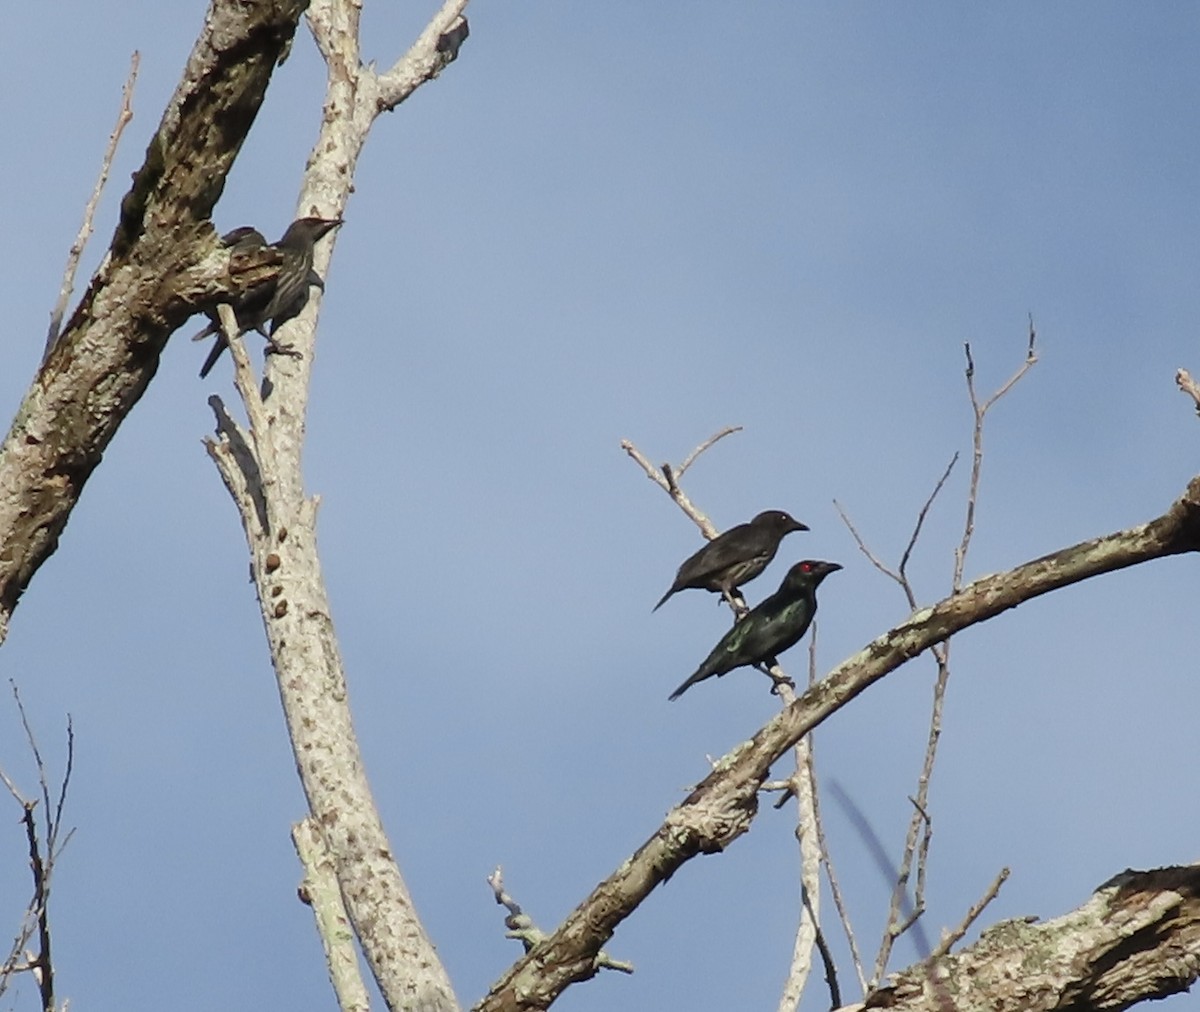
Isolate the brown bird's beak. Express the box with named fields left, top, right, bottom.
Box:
left=315, top=218, right=343, bottom=240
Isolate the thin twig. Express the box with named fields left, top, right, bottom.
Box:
left=897, top=455, right=958, bottom=599
left=803, top=886, right=841, bottom=1009
left=832, top=782, right=934, bottom=970
left=217, top=304, right=278, bottom=488
left=487, top=868, right=632, bottom=973
left=1, top=688, right=74, bottom=1009
left=833, top=500, right=902, bottom=586
left=928, top=867, right=1010, bottom=960
left=804, top=628, right=868, bottom=994
left=677, top=425, right=742, bottom=478
left=49, top=718, right=74, bottom=857
left=12, top=683, right=48, bottom=802
left=620, top=439, right=671, bottom=494
left=621, top=427, right=743, bottom=540
left=44, top=51, right=139, bottom=359
left=882, top=800, right=933, bottom=945
left=955, top=318, right=1038, bottom=590
left=910, top=795, right=933, bottom=921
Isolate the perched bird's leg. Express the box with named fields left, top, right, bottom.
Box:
left=761, top=660, right=795, bottom=695
left=264, top=339, right=304, bottom=361
left=723, top=588, right=750, bottom=618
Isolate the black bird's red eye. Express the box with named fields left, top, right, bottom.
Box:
left=800, top=562, right=812, bottom=572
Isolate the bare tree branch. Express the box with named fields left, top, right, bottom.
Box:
left=776, top=730, right=822, bottom=1012
left=620, top=432, right=737, bottom=540
left=677, top=425, right=743, bottom=479
left=476, top=474, right=1200, bottom=1010
left=0, top=0, right=311, bottom=642
left=294, top=818, right=371, bottom=1012
left=201, top=3, right=476, bottom=1009
left=773, top=624, right=827, bottom=1011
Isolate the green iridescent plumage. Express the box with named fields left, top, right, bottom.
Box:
left=670, top=559, right=841, bottom=700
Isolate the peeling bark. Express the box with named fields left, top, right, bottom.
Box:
left=856, top=866, right=1200, bottom=1012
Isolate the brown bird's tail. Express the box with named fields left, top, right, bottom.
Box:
left=198, top=335, right=227, bottom=378
left=651, top=586, right=677, bottom=612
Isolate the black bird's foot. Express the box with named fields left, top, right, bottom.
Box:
left=760, top=661, right=793, bottom=695
left=265, top=340, right=304, bottom=361
left=769, top=674, right=795, bottom=695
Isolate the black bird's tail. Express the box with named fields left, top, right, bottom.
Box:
left=668, top=665, right=708, bottom=701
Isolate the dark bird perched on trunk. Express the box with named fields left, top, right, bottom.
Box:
left=194, top=217, right=342, bottom=377
left=653, top=510, right=809, bottom=612
left=669, top=560, right=840, bottom=701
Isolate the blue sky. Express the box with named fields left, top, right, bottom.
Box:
left=3, top=4, right=1199, bottom=1010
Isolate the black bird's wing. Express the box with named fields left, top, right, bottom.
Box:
left=668, top=592, right=815, bottom=700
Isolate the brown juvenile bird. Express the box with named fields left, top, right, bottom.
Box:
left=194, top=217, right=342, bottom=377
left=653, top=510, right=809, bottom=612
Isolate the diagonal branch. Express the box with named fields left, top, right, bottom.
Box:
left=0, top=0, right=311, bottom=643
left=476, top=475, right=1200, bottom=1011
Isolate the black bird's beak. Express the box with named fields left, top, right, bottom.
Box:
left=790, top=519, right=810, bottom=533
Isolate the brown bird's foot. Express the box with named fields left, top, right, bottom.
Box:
left=265, top=340, right=304, bottom=361
left=721, top=589, right=750, bottom=619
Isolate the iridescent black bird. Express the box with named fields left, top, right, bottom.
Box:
left=194, top=217, right=342, bottom=377
left=669, top=559, right=841, bottom=700
left=653, top=510, right=809, bottom=612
